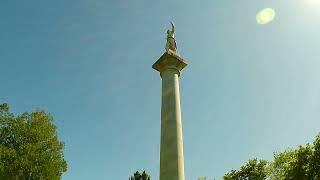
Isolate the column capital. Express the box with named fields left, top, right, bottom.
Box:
left=152, top=51, right=188, bottom=75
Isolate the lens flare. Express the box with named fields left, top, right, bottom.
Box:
left=256, top=8, right=276, bottom=25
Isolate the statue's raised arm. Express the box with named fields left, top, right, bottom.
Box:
left=165, top=22, right=177, bottom=53
left=171, top=22, right=175, bottom=35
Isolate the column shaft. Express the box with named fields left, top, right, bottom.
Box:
left=160, top=68, right=185, bottom=180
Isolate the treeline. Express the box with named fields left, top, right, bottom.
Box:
left=131, top=133, right=320, bottom=180
left=223, top=133, right=320, bottom=179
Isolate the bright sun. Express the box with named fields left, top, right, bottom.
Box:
left=256, top=8, right=276, bottom=25
left=306, top=0, right=320, bottom=6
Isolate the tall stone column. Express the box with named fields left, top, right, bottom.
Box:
left=152, top=50, right=188, bottom=180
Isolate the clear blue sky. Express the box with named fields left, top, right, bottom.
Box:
left=1, top=0, right=320, bottom=179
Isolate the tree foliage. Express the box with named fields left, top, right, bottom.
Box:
left=223, top=159, right=269, bottom=180
left=269, top=134, right=320, bottom=180
left=198, top=177, right=215, bottom=180
left=129, top=170, right=151, bottom=180
left=0, top=103, right=67, bottom=179
left=223, top=134, right=320, bottom=180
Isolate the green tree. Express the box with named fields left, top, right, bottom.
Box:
left=0, top=103, right=67, bottom=180
left=198, top=177, right=215, bottom=180
left=129, top=170, right=151, bottom=180
left=269, top=146, right=312, bottom=180
left=223, top=159, right=269, bottom=180
left=308, top=134, right=320, bottom=179
left=223, top=133, right=320, bottom=180
left=269, top=134, right=320, bottom=180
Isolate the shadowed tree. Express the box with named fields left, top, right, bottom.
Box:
left=129, top=170, right=151, bottom=180
left=0, top=103, right=67, bottom=180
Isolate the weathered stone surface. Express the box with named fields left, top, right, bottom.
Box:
left=152, top=51, right=187, bottom=76
left=153, top=51, right=187, bottom=180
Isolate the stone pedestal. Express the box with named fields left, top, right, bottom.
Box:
left=153, top=51, right=187, bottom=180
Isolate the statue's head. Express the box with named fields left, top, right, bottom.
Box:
left=167, top=30, right=170, bottom=34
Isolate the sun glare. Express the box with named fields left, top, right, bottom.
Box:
left=256, top=8, right=276, bottom=25
left=305, top=0, right=320, bottom=7
left=307, top=0, right=320, bottom=4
